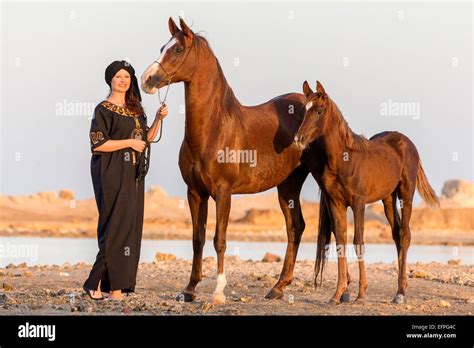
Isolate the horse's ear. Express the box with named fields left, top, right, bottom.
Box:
left=179, top=17, right=194, bottom=38
left=168, top=17, right=180, bottom=36
left=316, top=81, right=326, bottom=95
left=303, top=80, right=313, bottom=97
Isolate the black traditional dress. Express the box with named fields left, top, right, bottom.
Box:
left=83, top=100, right=148, bottom=293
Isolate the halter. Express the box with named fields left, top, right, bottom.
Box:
left=136, top=39, right=194, bottom=184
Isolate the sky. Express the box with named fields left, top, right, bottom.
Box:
left=1, top=1, right=472, bottom=202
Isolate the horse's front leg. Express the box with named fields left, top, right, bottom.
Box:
left=328, top=202, right=349, bottom=305
left=176, top=188, right=209, bottom=302
left=352, top=196, right=367, bottom=303
left=212, top=186, right=232, bottom=305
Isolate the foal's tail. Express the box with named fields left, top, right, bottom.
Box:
left=314, top=192, right=332, bottom=288
left=416, top=161, right=440, bottom=208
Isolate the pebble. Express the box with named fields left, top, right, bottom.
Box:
left=447, top=259, right=462, bottom=266
left=201, top=302, right=213, bottom=313
left=2, top=282, right=14, bottom=291
left=262, top=253, right=282, bottom=263
left=56, top=289, right=67, bottom=296
left=0, top=293, right=18, bottom=305
left=409, top=269, right=431, bottom=279
left=154, top=252, right=177, bottom=262
left=439, top=300, right=451, bottom=308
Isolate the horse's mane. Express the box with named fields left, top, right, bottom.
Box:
left=328, top=97, right=369, bottom=151
left=192, top=34, right=243, bottom=118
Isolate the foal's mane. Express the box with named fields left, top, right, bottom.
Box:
left=191, top=34, right=243, bottom=118
left=327, top=97, right=369, bottom=151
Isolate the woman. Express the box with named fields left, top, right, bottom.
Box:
left=83, top=60, right=168, bottom=300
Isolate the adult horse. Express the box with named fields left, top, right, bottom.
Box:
left=141, top=17, right=319, bottom=304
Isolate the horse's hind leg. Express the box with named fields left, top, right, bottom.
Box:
left=265, top=166, right=309, bottom=300
left=393, top=179, right=415, bottom=304
left=177, top=188, right=209, bottom=302
left=382, top=192, right=401, bottom=255
left=383, top=192, right=406, bottom=304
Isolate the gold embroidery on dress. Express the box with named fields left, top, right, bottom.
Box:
left=90, top=131, right=104, bottom=145
left=100, top=101, right=141, bottom=117
left=100, top=101, right=144, bottom=165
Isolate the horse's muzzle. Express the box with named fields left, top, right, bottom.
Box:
left=293, top=135, right=307, bottom=150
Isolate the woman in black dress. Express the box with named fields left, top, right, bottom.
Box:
left=83, top=60, right=168, bottom=300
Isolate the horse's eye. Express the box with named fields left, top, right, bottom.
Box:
left=317, top=109, right=324, bottom=116
left=175, top=47, right=183, bottom=53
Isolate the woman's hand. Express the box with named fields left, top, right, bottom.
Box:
left=129, top=139, right=146, bottom=153
left=157, top=104, right=169, bottom=120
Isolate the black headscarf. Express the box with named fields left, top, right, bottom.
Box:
left=105, top=60, right=142, bottom=101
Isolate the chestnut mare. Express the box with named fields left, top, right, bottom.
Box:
left=294, top=81, right=439, bottom=305
left=141, top=17, right=321, bottom=304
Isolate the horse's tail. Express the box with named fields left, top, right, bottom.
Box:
left=315, top=192, right=332, bottom=288
left=416, top=161, right=440, bottom=208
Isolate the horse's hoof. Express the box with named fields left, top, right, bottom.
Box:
left=353, top=297, right=366, bottom=305
left=328, top=298, right=340, bottom=305
left=176, top=292, right=195, bottom=302
left=265, top=288, right=284, bottom=300
left=212, top=293, right=226, bottom=305
left=392, top=294, right=405, bottom=304
left=340, top=291, right=351, bottom=303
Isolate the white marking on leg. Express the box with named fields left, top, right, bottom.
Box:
left=212, top=273, right=227, bottom=304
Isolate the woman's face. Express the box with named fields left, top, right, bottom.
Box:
left=111, top=69, right=131, bottom=93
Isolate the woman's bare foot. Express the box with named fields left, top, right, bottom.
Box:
left=108, top=290, right=123, bottom=301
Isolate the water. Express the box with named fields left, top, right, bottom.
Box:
left=0, top=237, right=472, bottom=267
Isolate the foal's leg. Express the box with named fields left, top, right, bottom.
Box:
left=382, top=192, right=401, bottom=258
left=352, top=197, right=367, bottom=303
left=393, top=183, right=414, bottom=304
left=177, top=188, right=209, bottom=302
left=328, top=202, right=349, bottom=305
left=265, top=167, right=308, bottom=300
left=212, top=187, right=232, bottom=305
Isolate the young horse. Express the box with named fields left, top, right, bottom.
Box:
left=141, top=17, right=319, bottom=304
left=294, top=81, right=439, bottom=305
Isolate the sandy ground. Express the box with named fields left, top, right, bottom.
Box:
left=0, top=258, right=472, bottom=316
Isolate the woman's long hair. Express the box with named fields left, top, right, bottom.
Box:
left=108, top=87, right=144, bottom=115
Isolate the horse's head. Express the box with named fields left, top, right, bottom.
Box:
left=141, top=17, right=197, bottom=94
left=294, top=81, right=329, bottom=150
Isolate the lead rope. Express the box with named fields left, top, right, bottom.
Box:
left=137, top=81, right=170, bottom=186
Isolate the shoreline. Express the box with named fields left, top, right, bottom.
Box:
left=0, top=227, right=472, bottom=246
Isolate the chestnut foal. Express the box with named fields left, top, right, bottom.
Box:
left=294, top=81, right=439, bottom=304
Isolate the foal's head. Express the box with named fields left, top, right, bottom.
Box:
left=141, top=17, right=199, bottom=94
left=294, top=81, right=330, bottom=150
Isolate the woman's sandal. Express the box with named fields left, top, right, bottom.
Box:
left=83, top=286, right=104, bottom=301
